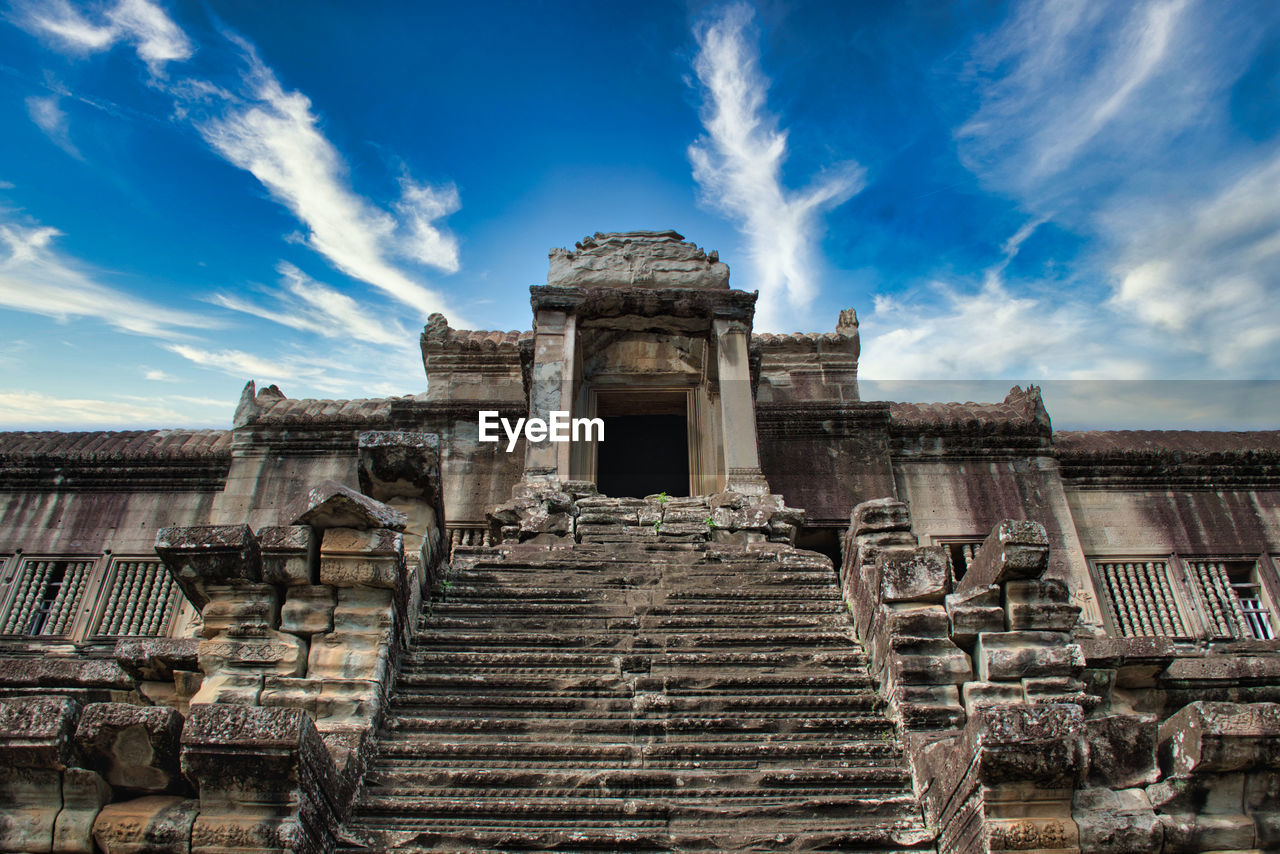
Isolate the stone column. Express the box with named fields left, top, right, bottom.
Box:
left=713, top=317, right=769, bottom=495
left=523, top=308, right=577, bottom=484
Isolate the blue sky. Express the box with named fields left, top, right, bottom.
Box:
left=1, top=0, right=1278, bottom=429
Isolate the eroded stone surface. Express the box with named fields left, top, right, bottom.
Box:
left=284, top=480, right=407, bottom=532
left=93, top=795, right=199, bottom=854
left=547, top=230, right=729, bottom=289
left=75, top=703, right=186, bottom=795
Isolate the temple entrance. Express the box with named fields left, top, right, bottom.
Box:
left=594, top=390, right=690, bottom=498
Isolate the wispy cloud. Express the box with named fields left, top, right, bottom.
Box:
left=0, top=389, right=220, bottom=428
left=860, top=218, right=1106, bottom=380
left=688, top=3, right=864, bottom=330
left=211, top=262, right=412, bottom=347
left=1108, top=150, right=1280, bottom=371
left=0, top=219, right=210, bottom=339
left=960, top=0, right=1192, bottom=188
left=25, top=94, right=78, bottom=157
left=15, top=0, right=463, bottom=324
left=144, top=368, right=175, bottom=381
left=13, top=0, right=193, bottom=75
left=949, top=0, right=1280, bottom=378
left=191, top=39, right=461, bottom=318
left=164, top=339, right=422, bottom=398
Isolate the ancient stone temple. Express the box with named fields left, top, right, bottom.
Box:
left=0, top=229, right=1278, bottom=853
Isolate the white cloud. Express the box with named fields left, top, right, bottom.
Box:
left=144, top=368, right=175, bottom=381
left=0, top=390, right=217, bottom=428
left=14, top=0, right=192, bottom=75
left=0, top=182, right=14, bottom=190
left=860, top=218, right=1127, bottom=381
left=210, top=262, right=411, bottom=347
left=958, top=0, right=1197, bottom=193
left=688, top=3, right=864, bottom=330
left=1108, top=151, right=1280, bottom=370
left=26, top=94, right=78, bottom=157
left=164, top=338, right=421, bottom=398
left=954, top=0, right=1280, bottom=378
left=193, top=43, right=460, bottom=318
left=0, top=219, right=210, bottom=339
left=165, top=344, right=302, bottom=383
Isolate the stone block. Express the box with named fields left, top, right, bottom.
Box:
left=877, top=546, right=948, bottom=603
left=284, top=479, right=407, bottom=531
left=1086, top=714, right=1159, bottom=788
left=963, top=680, right=1025, bottom=709
left=114, top=639, right=199, bottom=683
left=280, top=585, right=337, bottom=637
left=181, top=705, right=340, bottom=854
left=357, top=430, right=441, bottom=503
left=884, top=636, right=972, bottom=687
left=260, top=677, right=322, bottom=716
left=957, top=520, right=1049, bottom=595
left=946, top=584, right=1006, bottom=644
left=0, top=766, right=62, bottom=853
left=966, top=703, right=1086, bottom=788
left=850, top=498, right=911, bottom=536
left=54, top=767, right=111, bottom=854
left=1007, top=601, right=1081, bottom=632
left=198, top=632, right=305, bottom=679
left=188, top=671, right=263, bottom=706
left=0, top=695, right=80, bottom=769
left=93, top=796, right=198, bottom=854
left=1005, top=578, right=1079, bottom=631
left=0, top=658, right=134, bottom=697
left=75, top=703, right=186, bottom=795
left=1072, top=787, right=1162, bottom=854
left=975, top=631, right=1085, bottom=682
left=1023, top=676, right=1095, bottom=710
left=1159, top=701, right=1280, bottom=777
left=154, top=524, right=261, bottom=610
left=199, top=583, right=278, bottom=638
left=1155, top=811, right=1256, bottom=854
left=890, top=684, right=965, bottom=730
left=308, top=635, right=391, bottom=682
left=258, top=525, right=316, bottom=586
left=320, top=528, right=405, bottom=588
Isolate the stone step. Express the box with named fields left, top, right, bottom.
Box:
left=362, top=766, right=913, bottom=793
left=389, top=693, right=886, bottom=716
left=393, top=672, right=879, bottom=694
left=339, top=822, right=935, bottom=853
left=375, top=739, right=905, bottom=764
left=400, top=650, right=867, bottom=670
left=342, top=536, right=929, bottom=852
left=354, top=793, right=922, bottom=822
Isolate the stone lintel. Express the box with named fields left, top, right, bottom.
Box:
left=155, top=524, right=262, bottom=610
left=529, top=285, right=756, bottom=325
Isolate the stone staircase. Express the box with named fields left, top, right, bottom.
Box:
left=338, top=510, right=935, bottom=852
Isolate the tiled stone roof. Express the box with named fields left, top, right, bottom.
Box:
left=888, top=399, right=1046, bottom=435
left=421, top=313, right=530, bottom=354
left=246, top=396, right=398, bottom=425
left=1053, top=430, right=1280, bottom=456
left=0, top=429, right=230, bottom=460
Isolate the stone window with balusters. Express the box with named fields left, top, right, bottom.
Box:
left=0, top=554, right=180, bottom=642
left=1091, top=555, right=1278, bottom=641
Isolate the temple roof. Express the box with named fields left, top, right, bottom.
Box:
left=0, top=429, right=230, bottom=460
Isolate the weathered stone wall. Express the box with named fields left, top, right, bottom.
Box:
left=1064, top=487, right=1280, bottom=557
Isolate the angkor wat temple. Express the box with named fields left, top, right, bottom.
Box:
left=1, top=230, right=1278, bottom=853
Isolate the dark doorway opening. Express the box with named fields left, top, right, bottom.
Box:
left=595, top=391, right=689, bottom=498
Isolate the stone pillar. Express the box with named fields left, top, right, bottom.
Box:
left=524, top=307, right=576, bottom=484
left=181, top=705, right=339, bottom=854
left=713, top=317, right=769, bottom=495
